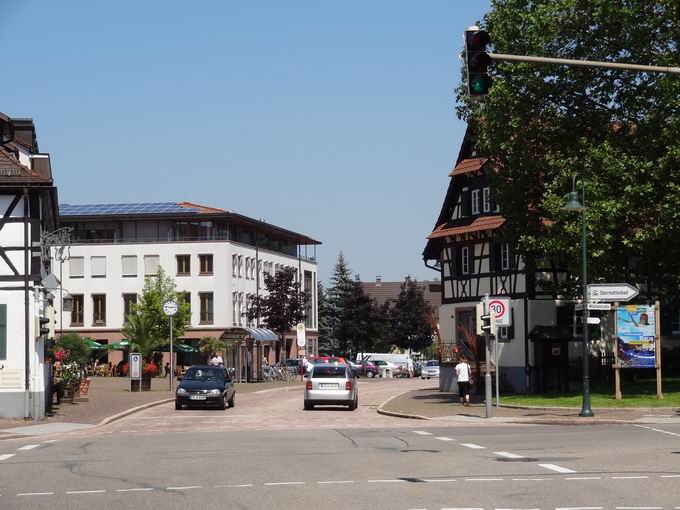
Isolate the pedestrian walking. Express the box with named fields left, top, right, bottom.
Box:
left=164, top=362, right=170, bottom=378
left=406, top=357, right=414, bottom=379
left=455, top=357, right=472, bottom=406
left=53, top=360, right=64, bottom=405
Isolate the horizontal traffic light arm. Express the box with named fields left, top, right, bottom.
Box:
left=489, top=52, right=680, bottom=75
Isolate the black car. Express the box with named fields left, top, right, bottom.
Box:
left=175, top=365, right=235, bottom=410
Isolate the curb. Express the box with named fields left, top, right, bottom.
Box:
left=377, top=388, right=431, bottom=421
left=97, top=398, right=174, bottom=426
left=498, top=403, right=680, bottom=412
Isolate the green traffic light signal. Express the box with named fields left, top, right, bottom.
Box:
left=465, top=28, right=492, bottom=97
left=470, top=75, right=492, bottom=95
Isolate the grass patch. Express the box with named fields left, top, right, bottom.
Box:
left=501, top=377, right=680, bottom=408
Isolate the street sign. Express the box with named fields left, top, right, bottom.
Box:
left=575, top=302, right=612, bottom=311
left=588, top=283, right=639, bottom=302
left=296, top=322, right=306, bottom=347
left=488, top=297, right=511, bottom=327
left=587, top=317, right=601, bottom=325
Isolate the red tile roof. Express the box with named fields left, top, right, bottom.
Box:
left=449, top=157, right=489, bottom=177
left=0, top=148, right=51, bottom=184
left=427, top=215, right=505, bottom=239
left=178, top=201, right=226, bottom=214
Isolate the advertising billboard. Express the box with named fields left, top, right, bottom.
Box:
left=616, top=305, right=656, bottom=368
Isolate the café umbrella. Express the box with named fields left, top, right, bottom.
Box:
left=84, top=338, right=108, bottom=351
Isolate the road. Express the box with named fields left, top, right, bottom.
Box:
left=0, top=378, right=678, bottom=510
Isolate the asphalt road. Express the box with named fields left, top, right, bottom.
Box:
left=0, top=379, right=678, bottom=510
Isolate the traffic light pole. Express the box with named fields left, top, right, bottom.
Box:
left=489, top=52, right=680, bottom=75
left=483, top=294, right=492, bottom=419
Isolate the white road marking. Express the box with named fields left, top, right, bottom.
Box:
left=612, top=476, right=649, bottom=479
left=442, top=508, right=484, bottom=510
left=466, top=478, right=504, bottom=481
left=661, top=474, right=680, bottom=478
left=494, top=451, right=524, bottom=459
left=615, top=507, right=662, bottom=509
left=436, top=436, right=455, bottom=441
left=116, top=488, right=154, bottom=492
left=17, top=444, right=40, bottom=451
left=413, top=430, right=432, bottom=435
left=461, top=443, right=485, bottom=449
left=539, top=463, right=576, bottom=474
left=317, top=481, right=354, bottom=485
left=634, top=424, right=680, bottom=438
left=166, top=486, right=201, bottom=490
left=367, top=479, right=407, bottom=483
left=215, top=484, right=253, bottom=488
left=0, top=454, right=16, bottom=461
left=263, top=481, right=305, bottom=486
left=512, top=478, right=546, bottom=481
left=42, top=440, right=58, bottom=443
left=66, top=490, right=106, bottom=494
left=423, top=479, right=457, bottom=483
left=565, top=477, right=601, bottom=480
left=496, top=508, right=540, bottom=510
left=556, top=507, right=603, bottom=510
left=17, top=492, right=54, bottom=496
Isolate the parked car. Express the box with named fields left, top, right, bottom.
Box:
left=283, top=358, right=303, bottom=374
left=413, top=362, right=423, bottom=378
left=372, top=359, right=402, bottom=377
left=304, top=363, right=358, bottom=410
left=175, top=365, right=235, bottom=410
left=347, top=359, right=379, bottom=378
left=421, top=360, right=440, bottom=379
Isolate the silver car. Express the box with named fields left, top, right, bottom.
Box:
left=304, top=363, right=358, bottom=410
left=421, top=360, right=440, bottom=379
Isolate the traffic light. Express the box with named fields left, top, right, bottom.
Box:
left=464, top=27, right=492, bottom=96
left=36, top=305, right=56, bottom=340
left=38, top=317, right=50, bottom=338
left=475, top=303, right=496, bottom=336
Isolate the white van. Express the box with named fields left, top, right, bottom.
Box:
left=359, top=353, right=412, bottom=377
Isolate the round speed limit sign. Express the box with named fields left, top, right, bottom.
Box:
left=488, top=297, right=511, bottom=326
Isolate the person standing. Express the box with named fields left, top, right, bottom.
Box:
left=406, top=357, right=414, bottom=379
left=455, top=357, right=472, bottom=406
left=53, top=360, right=64, bottom=406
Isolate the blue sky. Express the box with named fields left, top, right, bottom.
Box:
left=2, top=0, right=490, bottom=284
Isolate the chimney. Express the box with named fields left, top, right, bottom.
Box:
left=375, top=276, right=382, bottom=287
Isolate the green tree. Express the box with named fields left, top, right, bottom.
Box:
left=389, top=279, right=435, bottom=354
left=121, top=313, right=160, bottom=358
left=456, top=0, right=680, bottom=305
left=55, top=333, right=90, bottom=366
left=246, top=266, right=307, bottom=359
left=317, top=282, right=337, bottom=355
left=199, top=336, right=230, bottom=362
left=131, top=266, right=190, bottom=345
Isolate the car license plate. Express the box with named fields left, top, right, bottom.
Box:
left=189, top=395, right=207, bottom=400
left=319, top=383, right=338, bottom=389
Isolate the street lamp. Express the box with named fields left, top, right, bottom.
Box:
left=562, top=174, right=594, bottom=417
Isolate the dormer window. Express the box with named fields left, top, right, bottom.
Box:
left=471, top=190, right=480, bottom=215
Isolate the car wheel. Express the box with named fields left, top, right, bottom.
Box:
left=348, top=399, right=357, bottom=411
left=175, top=400, right=182, bottom=410
left=228, top=393, right=235, bottom=408
left=367, top=371, right=374, bottom=379
left=304, top=401, right=313, bottom=410
left=218, top=394, right=227, bottom=410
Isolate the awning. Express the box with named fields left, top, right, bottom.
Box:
left=160, top=342, right=199, bottom=353
left=84, top=338, right=108, bottom=351
left=108, top=340, right=130, bottom=350
left=219, top=327, right=279, bottom=343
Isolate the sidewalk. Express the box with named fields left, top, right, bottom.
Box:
left=0, top=376, right=302, bottom=438
left=379, top=386, right=680, bottom=425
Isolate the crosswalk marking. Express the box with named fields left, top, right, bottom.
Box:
left=413, top=430, right=432, bottom=436
left=0, top=454, right=16, bottom=461
left=17, top=444, right=40, bottom=451
left=494, top=451, right=524, bottom=459
left=461, top=443, right=485, bottom=449
left=436, top=437, right=455, bottom=441
left=539, top=463, right=576, bottom=474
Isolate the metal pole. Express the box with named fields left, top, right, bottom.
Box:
left=489, top=52, right=680, bottom=75
left=484, top=294, right=492, bottom=418
left=169, top=315, right=174, bottom=392
left=579, top=182, right=594, bottom=417
left=494, top=338, right=500, bottom=407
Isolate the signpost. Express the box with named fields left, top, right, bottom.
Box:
left=163, top=300, right=179, bottom=391
left=296, top=322, right=306, bottom=382
left=588, top=283, right=639, bottom=302
left=488, top=297, right=512, bottom=327
left=129, top=352, right=142, bottom=392
left=575, top=302, right=612, bottom=311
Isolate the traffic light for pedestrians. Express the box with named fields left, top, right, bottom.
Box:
left=36, top=305, right=56, bottom=340
left=475, top=303, right=496, bottom=336
left=464, top=27, right=492, bottom=96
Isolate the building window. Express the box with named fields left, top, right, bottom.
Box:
left=245, top=257, right=251, bottom=279
left=176, top=255, right=190, bottom=276
left=123, top=294, right=137, bottom=323
left=199, top=292, right=214, bottom=324
left=199, top=254, right=213, bottom=275
left=180, top=291, right=191, bottom=316
left=0, top=304, right=6, bottom=360
left=232, top=254, right=238, bottom=277
left=232, top=292, right=238, bottom=326
left=92, top=294, right=106, bottom=326
left=483, top=187, right=491, bottom=213
left=71, top=295, right=84, bottom=326
left=121, top=255, right=137, bottom=277
left=238, top=255, right=243, bottom=278
left=144, top=255, right=160, bottom=276
left=471, top=189, right=480, bottom=215
left=501, top=243, right=510, bottom=270
left=462, top=246, right=470, bottom=275
left=91, top=256, right=106, bottom=277
left=70, top=257, right=84, bottom=278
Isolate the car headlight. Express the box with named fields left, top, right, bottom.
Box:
left=176, top=388, right=187, bottom=394
left=208, top=389, right=221, bottom=395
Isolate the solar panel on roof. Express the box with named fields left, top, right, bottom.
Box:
left=59, top=202, right=209, bottom=216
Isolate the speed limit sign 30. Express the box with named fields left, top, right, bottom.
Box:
left=488, top=297, right=512, bottom=327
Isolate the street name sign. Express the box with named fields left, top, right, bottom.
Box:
left=575, top=302, right=612, bottom=311
left=587, top=317, right=601, bottom=325
left=488, top=297, right=512, bottom=327
left=588, top=283, right=639, bottom=302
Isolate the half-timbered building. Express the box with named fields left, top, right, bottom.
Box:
left=0, top=115, right=59, bottom=419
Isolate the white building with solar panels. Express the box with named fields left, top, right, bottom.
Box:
left=53, top=201, right=320, bottom=374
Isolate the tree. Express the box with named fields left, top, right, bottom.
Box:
left=317, top=282, right=337, bottom=355
left=54, top=333, right=90, bottom=366
left=199, top=336, right=230, bottom=362
left=246, top=266, right=307, bottom=360
left=389, top=279, right=435, bottom=354
left=131, top=266, right=190, bottom=345
left=121, top=313, right=159, bottom=358
left=456, top=0, right=680, bottom=305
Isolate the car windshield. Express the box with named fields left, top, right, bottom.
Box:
left=183, top=368, right=224, bottom=381
left=426, top=361, right=439, bottom=367
left=311, top=366, right=347, bottom=378
left=373, top=360, right=386, bottom=365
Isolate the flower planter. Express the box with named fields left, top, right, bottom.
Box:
left=131, top=374, right=152, bottom=391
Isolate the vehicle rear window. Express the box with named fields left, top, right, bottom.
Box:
left=426, top=361, right=438, bottom=367
left=184, top=368, right=225, bottom=381
left=311, top=367, right=346, bottom=378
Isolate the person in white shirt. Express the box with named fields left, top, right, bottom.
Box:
left=455, top=357, right=472, bottom=406
left=406, top=358, right=414, bottom=379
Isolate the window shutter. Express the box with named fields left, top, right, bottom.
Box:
left=122, top=256, right=137, bottom=276
left=91, top=256, right=106, bottom=277
left=455, top=247, right=462, bottom=275
left=70, top=257, right=84, bottom=277
left=508, top=308, right=515, bottom=339
left=144, top=255, right=160, bottom=275
left=492, top=243, right=502, bottom=272
left=461, top=190, right=471, bottom=217
left=0, top=304, right=6, bottom=359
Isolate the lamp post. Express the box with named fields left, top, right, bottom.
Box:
left=562, top=174, right=594, bottom=417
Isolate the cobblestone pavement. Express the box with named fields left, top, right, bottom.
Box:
left=66, top=378, right=465, bottom=438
